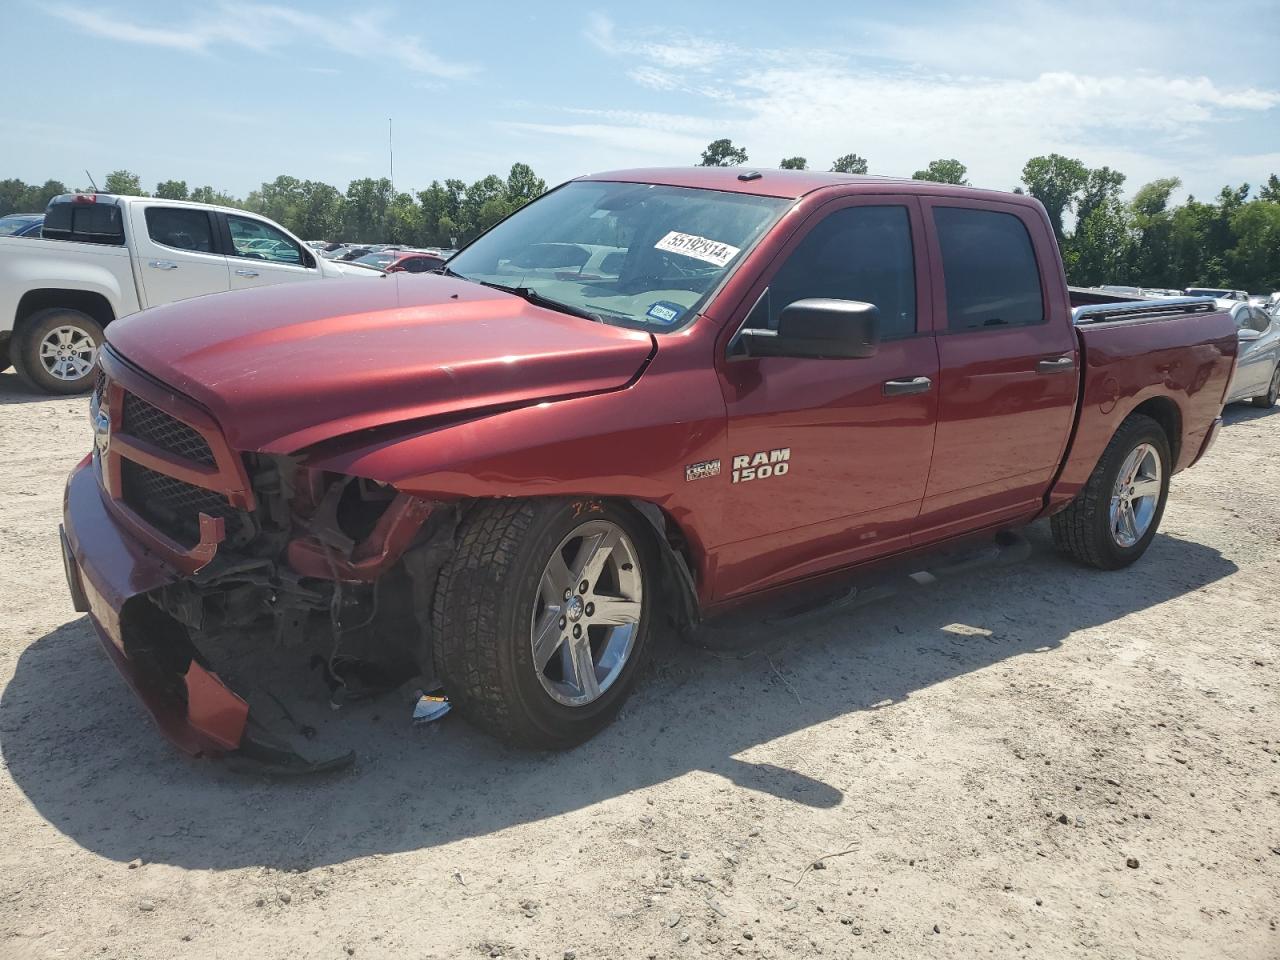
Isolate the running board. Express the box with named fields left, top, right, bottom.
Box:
left=699, top=530, right=1031, bottom=646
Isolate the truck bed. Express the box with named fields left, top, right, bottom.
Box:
left=1045, top=299, right=1238, bottom=511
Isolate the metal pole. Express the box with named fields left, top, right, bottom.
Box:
left=388, top=118, right=394, bottom=192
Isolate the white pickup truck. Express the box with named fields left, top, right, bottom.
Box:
left=0, top=193, right=377, bottom=393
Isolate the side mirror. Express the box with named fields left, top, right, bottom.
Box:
left=1238, top=327, right=1262, bottom=342
left=736, top=299, right=881, bottom=360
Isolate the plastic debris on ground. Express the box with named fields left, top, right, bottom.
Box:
left=412, top=691, right=451, bottom=725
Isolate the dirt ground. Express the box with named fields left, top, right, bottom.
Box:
left=1, top=369, right=1277, bottom=960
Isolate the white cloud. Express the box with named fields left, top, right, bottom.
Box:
left=498, top=121, right=708, bottom=159
left=44, top=2, right=475, bottom=79
left=584, top=12, right=731, bottom=72
left=559, top=15, right=1280, bottom=197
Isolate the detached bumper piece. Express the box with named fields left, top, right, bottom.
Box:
left=62, top=460, right=353, bottom=776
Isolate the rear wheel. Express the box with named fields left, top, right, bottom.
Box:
left=1051, top=413, right=1170, bottom=570
left=432, top=499, right=654, bottom=749
left=0, top=334, right=10, bottom=373
left=12, top=308, right=103, bottom=394
left=1251, top=364, right=1280, bottom=408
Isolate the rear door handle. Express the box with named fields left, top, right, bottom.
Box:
left=1036, top=355, right=1076, bottom=373
left=148, top=259, right=178, bottom=270
left=235, top=268, right=260, bottom=278
left=883, top=376, right=933, bottom=397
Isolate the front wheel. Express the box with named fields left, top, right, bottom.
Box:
left=1251, top=364, right=1280, bottom=409
left=432, top=499, right=655, bottom=749
left=1051, top=413, right=1171, bottom=570
left=12, top=308, right=104, bottom=394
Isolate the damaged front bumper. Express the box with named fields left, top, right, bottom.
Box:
left=61, top=456, right=355, bottom=774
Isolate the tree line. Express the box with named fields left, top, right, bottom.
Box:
left=700, top=139, right=1280, bottom=291
left=0, top=163, right=547, bottom=249
left=4, top=142, right=1279, bottom=289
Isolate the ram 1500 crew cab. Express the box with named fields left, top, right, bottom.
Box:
left=59, top=168, right=1237, bottom=768
left=0, top=193, right=376, bottom=394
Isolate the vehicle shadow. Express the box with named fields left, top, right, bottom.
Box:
left=1221, top=400, right=1279, bottom=425
left=0, top=523, right=1237, bottom=871
left=0, top=370, right=91, bottom=405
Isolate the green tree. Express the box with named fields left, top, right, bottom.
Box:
left=505, top=162, right=546, bottom=204
left=1227, top=200, right=1280, bottom=290
left=293, top=181, right=345, bottom=240
left=342, top=177, right=394, bottom=242
left=1020, top=154, right=1088, bottom=243
left=187, top=185, right=242, bottom=207
left=0, top=178, right=29, bottom=216
left=911, top=159, right=968, bottom=185
left=103, top=169, right=146, bottom=196
left=699, top=139, right=748, bottom=166
left=154, top=179, right=189, bottom=200
left=1075, top=167, right=1126, bottom=224
left=779, top=156, right=807, bottom=170
left=1129, top=178, right=1182, bottom=286
left=1070, top=199, right=1132, bottom=287
left=1259, top=174, right=1280, bottom=203
left=830, top=153, right=868, bottom=174
left=384, top=192, right=423, bottom=245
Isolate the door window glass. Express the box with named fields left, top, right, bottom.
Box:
left=934, top=207, right=1044, bottom=330
left=226, top=215, right=303, bottom=265
left=145, top=207, right=215, bottom=252
left=765, top=205, right=917, bottom=339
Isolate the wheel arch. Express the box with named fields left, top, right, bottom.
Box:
left=1127, top=396, right=1182, bottom=469
left=15, top=289, right=117, bottom=334
left=621, top=498, right=703, bottom=631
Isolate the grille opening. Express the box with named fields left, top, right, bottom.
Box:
left=121, top=392, right=216, bottom=467
left=120, top=460, right=247, bottom=548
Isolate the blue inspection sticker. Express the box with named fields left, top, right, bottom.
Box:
left=645, top=301, right=684, bottom=325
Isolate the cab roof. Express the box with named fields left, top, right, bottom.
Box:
left=576, top=166, right=1026, bottom=204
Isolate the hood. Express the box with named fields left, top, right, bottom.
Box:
left=106, top=274, right=655, bottom=453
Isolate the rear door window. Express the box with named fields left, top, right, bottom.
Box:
left=933, top=207, right=1044, bottom=330
left=145, top=207, right=216, bottom=252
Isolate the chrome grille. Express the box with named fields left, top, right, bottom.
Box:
left=120, top=392, right=216, bottom=467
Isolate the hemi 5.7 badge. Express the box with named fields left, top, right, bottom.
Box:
left=732, top=447, right=791, bottom=483
left=685, top=459, right=721, bottom=481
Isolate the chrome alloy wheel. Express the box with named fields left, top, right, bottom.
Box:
left=39, top=325, right=98, bottom=382
left=530, top=519, right=643, bottom=707
left=1110, top=442, right=1162, bottom=548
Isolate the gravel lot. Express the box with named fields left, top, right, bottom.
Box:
left=1, top=369, right=1277, bottom=960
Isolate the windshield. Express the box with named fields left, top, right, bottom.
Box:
left=0, top=215, right=39, bottom=236
left=446, top=181, right=790, bottom=330
left=354, top=252, right=396, bottom=268
left=1186, top=288, right=1230, bottom=298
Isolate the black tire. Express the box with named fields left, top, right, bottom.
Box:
left=1051, top=413, right=1171, bottom=570
left=431, top=499, right=657, bottom=749
left=11, top=308, right=104, bottom=395
left=1251, top=363, right=1280, bottom=408
left=0, top=334, right=10, bottom=373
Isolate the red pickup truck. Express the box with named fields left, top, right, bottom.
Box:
left=60, top=167, right=1237, bottom=768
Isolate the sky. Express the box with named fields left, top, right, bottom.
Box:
left=4, top=0, right=1278, bottom=203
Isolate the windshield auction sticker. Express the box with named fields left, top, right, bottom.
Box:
left=654, top=231, right=741, bottom=267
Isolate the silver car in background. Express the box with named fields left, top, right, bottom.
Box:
left=1223, top=299, right=1280, bottom=408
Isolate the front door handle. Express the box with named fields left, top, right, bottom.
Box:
left=148, top=259, right=178, bottom=270
left=1036, top=355, right=1076, bottom=373
left=883, top=376, right=933, bottom=397
left=235, top=268, right=260, bottom=278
